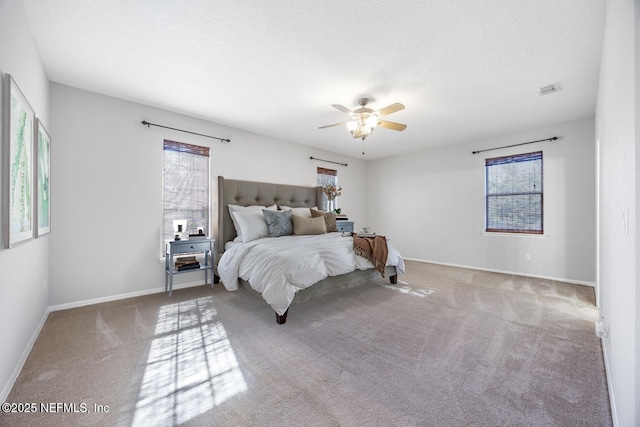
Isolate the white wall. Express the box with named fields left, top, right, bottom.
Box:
left=596, top=0, right=638, bottom=425
left=0, top=0, right=50, bottom=401
left=49, top=83, right=368, bottom=306
left=366, top=116, right=596, bottom=285
left=1, top=3, right=625, bottom=420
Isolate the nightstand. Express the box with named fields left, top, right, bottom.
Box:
left=336, top=221, right=354, bottom=233
left=165, top=238, right=214, bottom=295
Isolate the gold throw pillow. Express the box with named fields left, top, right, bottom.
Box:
left=292, top=215, right=327, bottom=235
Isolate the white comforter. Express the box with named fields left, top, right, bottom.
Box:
left=218, top=233, right=405, bottom=315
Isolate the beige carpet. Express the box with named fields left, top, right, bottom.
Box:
left=1, top=261, right=611, bottom=426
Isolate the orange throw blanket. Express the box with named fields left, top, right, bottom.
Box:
left=353, top=235, right=388, bottom=277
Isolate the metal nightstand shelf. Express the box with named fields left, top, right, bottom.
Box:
left=165, top=238, right=214, bottom=295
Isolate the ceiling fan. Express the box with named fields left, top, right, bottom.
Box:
left=319, top=97, right=407, bottom=141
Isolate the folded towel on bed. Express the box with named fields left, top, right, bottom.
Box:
left=353, top=235, right=388, bottom=277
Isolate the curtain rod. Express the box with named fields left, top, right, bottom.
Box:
left=141, top=120, right=230, bottom=143
left=310, top=156, right=348, bottom=167
left=472, top=136, right=558, bottom=154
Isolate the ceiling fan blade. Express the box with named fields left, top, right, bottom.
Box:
left=318, top=122, right=348, bottom=129
left=376, top=102, right=405, bottom=117
left=332, top=104, right=354, bottom=115
left=378, top=120, right=407, bottom=131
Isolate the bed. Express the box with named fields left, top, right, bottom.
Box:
left=214, top=176, right=404, bottom=324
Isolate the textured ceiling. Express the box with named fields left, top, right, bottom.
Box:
left=21, top=0, right=606, bottom=160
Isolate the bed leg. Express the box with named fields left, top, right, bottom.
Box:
left=214, top=274, right=220, bottom=284
left=390, top=275, right=397, bottom=284
left=276, top=309, right=288, bottom=324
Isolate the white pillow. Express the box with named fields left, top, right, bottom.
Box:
left=229, top=204, right=276, bottom=241
left=280, top=206, right=316, bottom=218
left=232, top=210, right=269, bottom=243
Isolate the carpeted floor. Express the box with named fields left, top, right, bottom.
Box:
left=1, top=261, right=612, bottom=426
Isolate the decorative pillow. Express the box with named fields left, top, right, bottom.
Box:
left=229, top=204, right=276, bottom=241
left=232, top=210, right=269, bottom=243
left=263, top=209, right=293, bottom=237
left=292, top=215, right=327, bottom=235
left=310, top=209, right=338, bottom=232
left=279, top=206, right=316, bottom=218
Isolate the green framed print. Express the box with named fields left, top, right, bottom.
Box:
left=4, top=74, right=35, bottom=248
left=35, top=118, right=51, bottom=237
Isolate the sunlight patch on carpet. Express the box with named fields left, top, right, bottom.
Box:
left=131, top=297, right=247, bottom=426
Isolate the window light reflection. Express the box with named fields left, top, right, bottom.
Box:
left=131, top=297, right=247, bottom=426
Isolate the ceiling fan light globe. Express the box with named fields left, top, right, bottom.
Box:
left=346, top=120, right=358, bottom=131
left=366, top=113, right=379, bottom=129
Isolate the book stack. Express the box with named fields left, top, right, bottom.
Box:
left=188, top=234, right=207, bottom=240
left=175, top=256, right=200, bottom=271
left=188, top=231, right=207, bottom=240
left=356, top=232, right=376, bottom=238
left=335, top=214, right=349, bottom=221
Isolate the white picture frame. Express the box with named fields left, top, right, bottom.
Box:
left=35, top=118, right=51, bottom=237
left=4, top=74, right=35, bottom=248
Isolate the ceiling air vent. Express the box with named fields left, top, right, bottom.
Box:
left=538, top=83, right=561, bottom=96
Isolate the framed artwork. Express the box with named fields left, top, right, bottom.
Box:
left=4, top=74, right=35, bottom=248
left=35, top=118, right=51, bottom=237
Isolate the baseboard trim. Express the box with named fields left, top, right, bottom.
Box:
left=402, top=257, right=596, bottom=287
left=1, top=306, right=51, bottom=403
left=49, top=280, right=210, bottom=312
left=601, top=342, right=618, bottom=427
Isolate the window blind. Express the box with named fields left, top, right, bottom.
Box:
left=316, top=167, right=337, bottom=176
left=485, top=151, right=543, bottom=234
left=162, top=140, right=210, bottom=253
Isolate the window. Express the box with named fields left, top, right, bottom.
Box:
left=316, top=167, right=337, bottom=211
left=162, top=140, right=210, bottom=254
left=485, top=151, right=543, bottom=234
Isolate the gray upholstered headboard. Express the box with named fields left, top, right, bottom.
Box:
left=214, top=176, right=323, bottom=263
